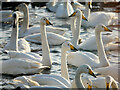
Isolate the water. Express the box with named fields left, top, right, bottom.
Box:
left=0, top=4, right=119, bottom=89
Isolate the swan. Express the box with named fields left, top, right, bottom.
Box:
left=16, top=3, right=67, bottom=38
left=6, top=17, right=53, bottom=67
left=46, top=0, right=61, bottom=13
left=67, top=23, right=112, bottom=68
left=77, top=0, right=118, bottom=28
left=105, top=75, right=120, bottom=89
left=0, top=17, right=54, bottom=75
left=56, top=0, right=74, bottom=18
left=10, top=41, right=96, bottom=89
left=3, top=12, right=31, bottom=53
left=0, top=59, right=49, bottom=75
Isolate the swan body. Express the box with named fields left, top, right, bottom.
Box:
left=56, top=0, right=74, bottom=18
left=94, top=64, right=119, bottom=82
left=0, top=59, right=49, bottom=75
left=78, top=34, right=118, bottom=51
left=6, top=51, right=42, bottom=63
left=67, top=23, right=111, bottom=68
left=16, top=3, right=66, bottom=38
left=25, top=32, right=69, bottom=46
left=46, top=0, right=60, bottom=13
left=3, top=12, right=31, bottom=52
left=77, top=0, right=118, bottom=28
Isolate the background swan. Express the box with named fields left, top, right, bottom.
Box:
left=0, top=59, right=49, bottom=75
left=3, top=12, right=31, bottom=53
left=78, top=0, right=118, bottom=28
left=67, top=24, right=112, bottom=68
left=16, top=3, right=67, bottom=38
left=56, top=0, right=74, bottom=18
left=6, top=17, right=53, bottom=68
left=46, top=0, right=61, bottom=13
left=105, top=75, right=120, bottom=89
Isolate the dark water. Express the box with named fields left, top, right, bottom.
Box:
left=0, top=4, right=119, bottom=89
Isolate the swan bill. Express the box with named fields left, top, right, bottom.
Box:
left=70, top=45, right=78, bottom=51
left=46, top=19, right=53, bottom=25
left=89, top=69, right=96, bottom=78
left=104, top=27, right=112, bottom=32
left=82, top=14, right=88, bottom=21
left=106, top=83, right=110, bottom=89
left=88, top=2, right=92, bottom=10
left=88, top=84, right=92, bottom=90
left=69, top=12, right=76, bottom=17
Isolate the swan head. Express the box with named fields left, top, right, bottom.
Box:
left=69, top=9, right=88, bottom=21
left=105, top=75, right=112, bottom=89
left=86, top=78, right=92, bottom=90
left=40, top=17, right=53, bottom=26
left=16, top=3, right=27, bottom=11
left=95, top=24, right=112, bottom=33
left=62, top=41, right=78, bottom=51
left=86, top=0, right=92, bottom=10
left=77, top=64, right=96, bottom=78
left=12, top=12, right=19, bottom=28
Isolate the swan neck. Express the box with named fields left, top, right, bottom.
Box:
left=71, top=15, right=81, bottom=46
left=75, top=69, right=85, bottom=89
left=10, top=22, right=19, bottom=51
left=40, top=23, right=52, bottom=67
left=95, top=30, right=110, bottom=67
left=20, top=6, right=29, bottom=34
left=85, top=2, right=90, bottom=20
left=61, top=48, right=70, bottom=81
left=71, top=17, right=76, bottom=37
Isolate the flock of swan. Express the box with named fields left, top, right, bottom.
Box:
left=0, top=0, right=119, bottom=89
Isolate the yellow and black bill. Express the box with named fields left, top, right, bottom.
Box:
left=82, top=14, right=88, bottom=21
left=103, top=26, right=112, bottom=32
left=69, top=12, right=77, bottom=17
left=88, top=84, right=92, bottom=90
left=88, top=2, right=92, bottom=10
left=70, top=44, right=78, bottom=51
left=106, top=82, right=110, bottom=90
left=46, top=19, right=53, bottom=25
left=89, top=69, right=97, bottom=78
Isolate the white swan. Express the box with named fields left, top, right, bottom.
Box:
left=105, top=75, right=120, bottom=89
left=0, top=17, right=54, bottom=75
left=7, top=17, right=53, bottom=67
left=16, top=3, right=67, bottom=38
left=78, top=0, right=118, bottom=28
left=3, top=12, right=31, bottom=52
left=10, top=41, right=96, bottom=89
left=67, top=24, right=112, bottom=68
left=46, top=0, right=61, bottom=13
left=0, top=59, right=49, bottom=75
left=56, top=0, right=74, bottom=18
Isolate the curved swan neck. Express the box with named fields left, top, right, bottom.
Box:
left=20, top=5, right=29, bottom=34
left=85, top=2, right=90, bottom=20
left=111, top=78, right=118, bottom=89
left=95, top=29, right=110, bottom=67
left=40, top=23, right=52, bottom=67
left=71, top=17, right=76, bottom=37
left=10, top=20, right=19, bottom=51
left=75, top=68, right=85, bottom=89
left=61, top=47, right=70, bottom=82
left=71, top=15, right=81, bottom=46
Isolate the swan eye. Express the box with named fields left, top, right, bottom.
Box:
left=87, top=83, right=88, bottom=84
